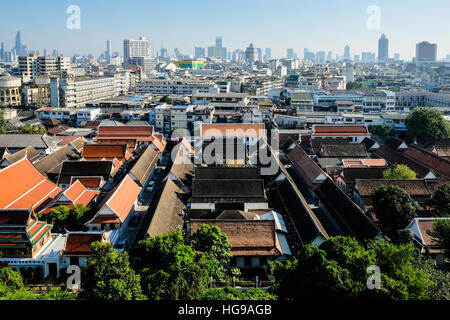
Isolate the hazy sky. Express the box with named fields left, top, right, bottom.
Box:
left=1, top=0, right=449, bottom=60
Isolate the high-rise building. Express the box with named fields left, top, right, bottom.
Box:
left=123, top=37, right=151, bottom=65
left=194, top=47, right=206, bottom=59
left=257, top=48, right=262, bottom=61
left=0, top=42, right=4, bottom=61
left=344, top=45, right=350, bottom=60
left=216, top=37, right=223, bottom=49
left=287, top=48, right=295, bottom=59
left=394, top=53, right=400, bottom=61
left=18, top=54, right=72, bottom=82
left=264, top=48, right=271, bottom=62
left=245, top=43, right=257, bottom=63
left=304, top=49, right=315, bottom=61
left=316, top=51, right=326, bottom=63
left=378, top=34, right=389, bottom=61
left=327, top=51, right=332, bottom=61
left=15, top=31, right=27, bottom=56
left=354, top=55, right=360, bottom=62
left=416, top=41, right=437, bottom=62
left=106, top=40, right=111, bottom=64
left=362, top=52, right=376, bottom=62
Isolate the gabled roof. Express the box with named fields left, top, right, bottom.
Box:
left=386, top=137, right=408, bottom=151
left=312, top=125, right=370, bottom=136
left=319, top=144, right=368, bottom=158
left=0, top=158, right=61, bottom=210
left=92, top=175, right=141, bottom=224
left=315, top=178, right=382, bottom=241
left=33, top=146, right=78, bottom=176
left=192, top=179, right=265, bottom=202
left=0, top=134, right=60, bottom=149
left=189, top=219, right=282, bottom=256
left=362, top=137, right=379, bottom=152
left=355, top=179, right=432, bottom=198
left=200, top=123, right=265, bottom=137
left=194, top=167, right=259, bottom=180
left=403, top=145, right=450, bottom=178
left=97, top=125, right=153, bottom=139
left=58, top=160, right=113, bottom=185
left=82, top=144, right=129, bottom=161
left=63, top=232, right=103, bottom=256
left=341, top=167, right=388, bottom=184
left=129, top=145, right=159, bottom=186
left=342, top=159, right=387, bottom=167
left=2, top=146, right=42, bottom=165
left=407, top=218, right=450, bottom=254
left=287, top=143, right=327, bottom=187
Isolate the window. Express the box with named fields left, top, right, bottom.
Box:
left=229, top=257, right=237, bottom=266
left=244, top=256, right=252, bottom=266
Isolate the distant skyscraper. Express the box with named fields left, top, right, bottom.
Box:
left=194, top=47, right=206, bottom=59
left=43, top=49, right=47, bottom=57
left=0, top=42, right=4, bottom=60
left=216, top=37, right=223, bottom=48
left=394, top=53, right=400, bottom=60
left=287, top=48, right=295, bottom=59
left=354, top=54, right=360, bottom=62
left=416, top=41, right=437, bottom=62
left=327, top=51, right=332, bottom=61
left=264, top=48, right=271, bottom=62
left=316, top=51, right=326, bottom=63
left=245, top=43, right=257, bottom=63
left=14, top=31, right=27, bottom=56
left=123, top=37, right=151, bottom=66
left=344, top=45, right=350, bottom=60
left=378, top=34, right=389, bottom=61
left=52, top=49, right=59, bottom=57
left=257, top=48, right=262, bottom=61
left=106, top=40, right=111, bottom=63
left=304, top=49, right=315, bottom=61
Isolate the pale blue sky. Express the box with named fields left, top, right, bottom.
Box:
left=1, top=0, right=449, bottom=60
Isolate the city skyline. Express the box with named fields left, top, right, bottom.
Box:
left=0, top=0, right=449, bottom=60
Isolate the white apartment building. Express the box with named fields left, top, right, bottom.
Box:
left=76, top=108, right=101, bottom=125
left=50, top=73, right=130, bottom=108
left=18, top=54, right=71, bottom=82
left=136, top=79, right=218, bottom=95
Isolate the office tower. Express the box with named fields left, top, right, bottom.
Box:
left=327, top=51, right=332, bottom=61
left=316, top=51, right=326, bottom=63
left=15, top=31, right=27, bottom=56
left=245, top=43, right=257, bottom=63
left=106, top=40, right=111, bottom=63
left=304, top=49, right=315, bottom=61
left=344, top=45, right=350, bottom=60
left=52, top=49, right=59, bottom=57
left=287, top=48, right=295, bottom=59
left=264, top=48, right=271, bottom=62
left=0, top=42, right=4, bottom=60
left=43, top=49, right=47, bottom=57
left=394, top=53, right=400, bottom=60
left=257, top=48, right=262, bottom=61
left=416, top=41, right=437, bottom=62
left=446, top=54, right=450, bottom=62
left=378, top=34, right=389, bottom=61
left=194, top=47, right=206, bottom=59
left=216, top=36, right=223, bottom=49
left=207, top=46, right=221, bottom=58
left=123, top=37, right=151, bottom=65
left=354, top=54, right=360, bottom=62
left=343, top=62, right=354, bottom=82
left=174, top=48, right=181, bottom=57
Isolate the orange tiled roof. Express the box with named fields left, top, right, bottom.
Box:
left=313, top=125, right=370, bottom=136
left=82, top=144, right=128, bottom=160
left=343, top=159, right=388, bottom=167
left=71, top=177, right=105, bottom=189
left=201, top=123, right=265, bottom=137
left=0, top=158, right=61, bottom=210
left=97, top=126, right=153, bottom=138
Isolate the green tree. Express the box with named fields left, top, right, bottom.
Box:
left=346, top=82, right=364, bottom=90
left=368, top=125, right=394, bottom=141
left=405, top=107, right=450, bottom=140
left=270, top=237, right=431, bottom=300
left=382, top=165, right=417, bottom=180
left=159, top=95, right=172, bottom=104
left=430, top=184, right=450, bottom=217
left=0, top=111, right=6, bottom=134
left=199, top=287, right=276, bottom=300
left=427, top=219, right=450, bottom=256
left=191, top=224, right=231, bottom=279
left=413, top=258, right=450, bottom=300
left=39, top=205, right=91, bottom=233
left=372, top=185, right=419, bottom=231
left=131, top=229, right=212, bottom=300
left=81, top=242, right=144, bottom=300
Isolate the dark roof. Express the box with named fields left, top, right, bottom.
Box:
left=287, top=143, right=327, bottom=187
left=341, top=167, right=387, bottom=184
left=194, top=167, right=259, bottom=180
left=311, top=137, right=349, bottom=153
left=0, top=209, right=31, bottom=225
left=129, top=145, right=159, bottom=186
left=2, top=146, right=42, bottom=165
left=34, top=146, right=79, bottom=176
left=414, top=137, right=450, bottom=148
left=319, top=144, right=368, bottom=158
left=362, top=137, right=379, bottom=151
left=315, top=178, right=382, bottom=241
left=374, top=145, right=432, bottom=178
left=386, top=137, right=407, bottom=151
left=191, top=179, right=265, bottom=202
left=57, top=160, right=113, bottom=185
left=403, top=145, right=450, bottom=178
left=355, top=179, right=432, bottom=198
